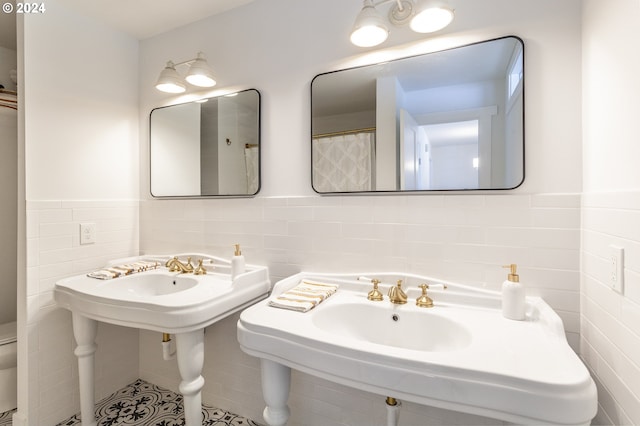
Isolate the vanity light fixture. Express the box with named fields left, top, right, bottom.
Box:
left=350, top=0, right=454, bottom=47
left=155, top=52, right=217, bottom=93
left=350, top=0, right=390, bottom=47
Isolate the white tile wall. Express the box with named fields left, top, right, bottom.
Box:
left=139, top=192, right=581, bottom=425
left=26, top=200, right=140, bottom=424
left=581, top=191, right=640, bottom=425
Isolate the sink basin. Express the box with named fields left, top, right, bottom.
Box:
left=238, top=271, right=598, bottom=426
left=106, top=273, right=198, bottom=297
left=312, top=302, right=471, bottom=352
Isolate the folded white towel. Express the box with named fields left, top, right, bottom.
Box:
left=87, top=269, right=119, bottom=280
left=268, top=297, right=315, bottom=312
left=268, top=280, right=339, bottom=312
left=87, top=260, right=160, bottom=280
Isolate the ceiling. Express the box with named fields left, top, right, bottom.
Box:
left=0, top=0, right=255, bottom=49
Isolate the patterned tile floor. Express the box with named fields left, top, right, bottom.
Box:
left=0, top=379, right=260, bottom=426
left=0, top=409, right=14, bottom=426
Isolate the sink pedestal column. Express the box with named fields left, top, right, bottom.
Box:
left=175, top=329, right=205, bottom=426
left=72, top=313, right=98, bottom=426
left=260, top=359, right=291, bottom=426
left=72, top=314, right=206, bottom=426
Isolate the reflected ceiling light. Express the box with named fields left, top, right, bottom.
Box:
left=155, top=52, right=216, bottom=93
left=350, top=0, right=454, bottom=47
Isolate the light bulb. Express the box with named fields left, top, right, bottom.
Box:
left=351, top=25, right=389, bottom=47
left=185, top=53, right=216, bottom=88
left=155, top=61, right=186, bottom=93
left=410, top=6, right=454, bottom=33
left=350, top=0, right=389, bottom=47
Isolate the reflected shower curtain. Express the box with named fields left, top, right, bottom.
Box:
left=244, top=146, right=259, bottom=194
left=312, top=132, right=375, bottom=192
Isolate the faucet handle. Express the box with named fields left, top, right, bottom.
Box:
left=427, top=283, right=448, bottom=290
left=416, top=284, right=434, bottom=308
left=416, top=283, right=446, bottom=308
left=367, top=278, right=384, bottom=301
left=185, top=257, right=194, bottom=273
left=193, top=259, right=207, bottom=275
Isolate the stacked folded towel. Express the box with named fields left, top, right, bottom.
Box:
left=268, top=280, right=339, bottom=312
left=87, top=260, right=161, bottom=280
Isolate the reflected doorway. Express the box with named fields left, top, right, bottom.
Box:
left=401, top=115, right=481, bottom=190
left=424, top=120, right=479, bottom=190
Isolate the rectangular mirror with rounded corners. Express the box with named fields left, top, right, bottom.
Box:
left=150, top=88, right=260, bottom=197
left=311, top=36, right=524, bottom=193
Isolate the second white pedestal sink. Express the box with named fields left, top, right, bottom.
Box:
left=55, top=253, right=270, bottom=426
left=238, top=271, right=597, bottom=426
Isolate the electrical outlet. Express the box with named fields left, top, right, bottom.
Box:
left=80, top=223, right=96, bottom=245
left=609, top=245, right=624, bottom=293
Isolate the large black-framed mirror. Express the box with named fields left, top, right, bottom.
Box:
left=150, top=88, right=261, bottom=197
left=311, top=36, right=524, bottom=193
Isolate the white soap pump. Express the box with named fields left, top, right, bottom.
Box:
left=501, top=264, right=526, bottom=321
left=231, top=243, right=245, bottom=280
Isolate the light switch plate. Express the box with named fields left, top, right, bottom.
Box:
left=609, top=245, right=624, bottom=293
left=80, top=223, right=96, bottom=245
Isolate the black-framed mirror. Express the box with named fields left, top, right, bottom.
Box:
left=150, top=88, right=260, bottom=197
left=311, top=36, right=524, bottom=193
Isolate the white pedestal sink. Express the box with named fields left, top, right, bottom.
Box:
left=237, top=272, right=598, bottom=426
left=55, top=253, right=270, bottom=426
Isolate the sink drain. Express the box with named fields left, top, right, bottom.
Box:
left=391, top=314, right=399, bottom=322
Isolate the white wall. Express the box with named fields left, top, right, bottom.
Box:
left=138, top=0, right=586, bottom=425
left=16, top=0, right=141, bottom=423
left=24, top=7, right=139, bottom=200
left=581, top=0, right=640, bottom=424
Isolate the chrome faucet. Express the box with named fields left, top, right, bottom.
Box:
left=388, top=279, right=407, bottom=304
left=165, top=256, right=194, bottom=273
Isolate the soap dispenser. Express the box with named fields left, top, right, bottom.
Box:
left=501, top=264, right=525, bottom=320
left=231, top=244, right=245, bottom=280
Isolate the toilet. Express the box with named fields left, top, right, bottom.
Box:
left=0, top=321, right=17, bottom=413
